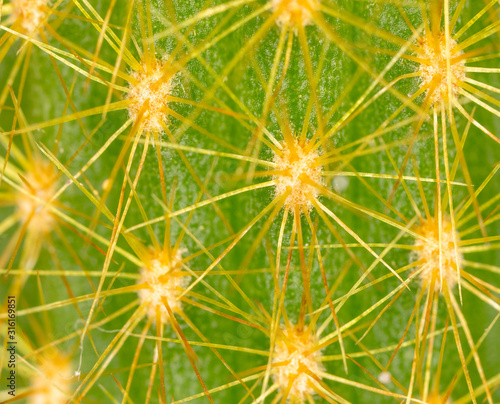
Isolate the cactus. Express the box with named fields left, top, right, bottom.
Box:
left=1, top=0, right=499, bottom=403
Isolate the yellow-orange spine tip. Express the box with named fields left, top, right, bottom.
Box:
left=427, top=392, right=452, bottom=404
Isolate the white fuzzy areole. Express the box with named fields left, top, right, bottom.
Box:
left=16, top=162, right=57, bottom=235
left=418, top=33, right=465, bottom=104
left=271, top=0, right=318, bottom=27
left=272, top=325, right=323, bottom=401
left=127, top=59, right=174, bottom=133
left=414, top=217, right=462, bottom=292
left=29, top=352, right=72, bottom=404
left=273, top=139, right=323, bottom=213
left=137, top=249, right=188, bottom=324
left=13, top=0, right=48, bottom=33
